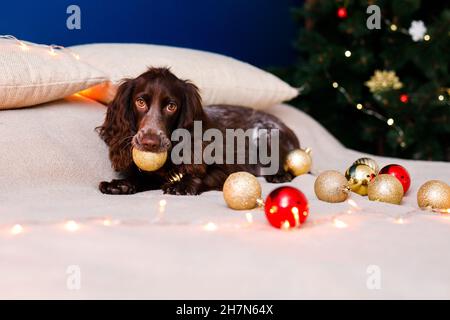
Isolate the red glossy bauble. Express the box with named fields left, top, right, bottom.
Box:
left=337, top=7, right=348, bottom=19
left=264, top=186, right=309, bottom=229
left=379, top=164, right=411, bottom=193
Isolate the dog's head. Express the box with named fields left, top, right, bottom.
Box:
left=98, top=67, right=204, bottom=171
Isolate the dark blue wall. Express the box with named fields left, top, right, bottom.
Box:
left=0, top=0, right=300, bottom=67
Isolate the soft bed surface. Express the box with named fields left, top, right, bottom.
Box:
left=0, top=95, right=449, bottom=299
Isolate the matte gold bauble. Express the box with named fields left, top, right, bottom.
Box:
left=417, top=180, right=450, bottom=210
left=345, top=164, right=376, bottom=196
left=284, top=148, right=312, bottom=176
left=314, top=170, right=349, bottom=203
left=223, top=172, right=262, bottom=210
left=353, top=157, right=379, bottom=174
left=132, top=148, right=167, bottom=171
left=368, top=174, right=404, bottom=205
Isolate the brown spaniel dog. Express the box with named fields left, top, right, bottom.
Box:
left=98, top=67, right=300, bottom=195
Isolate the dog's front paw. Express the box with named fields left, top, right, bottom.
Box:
left=99, top=179, right=137, bottom=195
left=265, top=172, right=294, bottom=183
left=162, top=179, right=201, bottom=196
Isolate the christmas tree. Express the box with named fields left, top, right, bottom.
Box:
left=285, top=0, right=449, bottom=160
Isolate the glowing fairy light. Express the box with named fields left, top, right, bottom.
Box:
left=10, top=224, right=24, bottom=235
left=203, top=222, right=218, bottom=232
left=332, top=82, right=339, bottom=88
left=102, top=219, right=114, bottom=227
left=64, top=220, right=80, bottom=232
left=48, top=47, right=57, bottom=56
left=344, top=50, right=351, bottom=57
left=390, top=24, right=397, bottom=31
left=347, top=199, right=359, bottom=209
left=19, top=41, right=29, bottom=51
left=158, top=199, right=167, bottom=216
left=333, top=219, right=348, bottom=229
left=394, top=217, right=405, bottom=224
left=387, top=118, right=394, bottom=126
left=356, top=103, right=363, bottom=110
left=438, top=95, right=444, bottom=101
left=423, top=34, right=430, bottom=41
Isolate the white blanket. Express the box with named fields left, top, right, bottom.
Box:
left=0, top=95, right=449, bottom=299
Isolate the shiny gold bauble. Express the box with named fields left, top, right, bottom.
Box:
left=345, top=164, right=376, bottom=196
left=284, top=148, right=312, bottom=176
left=417, top=180, right=450, bottom=210
left=352, top=157, right=379, bottom=174
left=132, top=148, right=167, bottom=171
left=368, top=174, right=404, bottom=205
left=223, top=172, right=262, bottom=210
left=314, top=170, right=349, bottom=203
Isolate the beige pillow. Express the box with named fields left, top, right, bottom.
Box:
left=0, top=39, right=106, bottom=110
left=70, top=43, right=298, bottom=109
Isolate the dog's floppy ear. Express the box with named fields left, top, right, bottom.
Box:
left=97, top=79, right=136, bottom=172
left=177, top=81, right=204, bottom=129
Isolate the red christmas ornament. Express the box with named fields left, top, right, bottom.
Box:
left=379, top=164, right=411, bottom=193
left=400, top=94, right=409, bottom=103
left=337, top=7, right=348, bottom=19
left=264, top=186, right=309, bottom=229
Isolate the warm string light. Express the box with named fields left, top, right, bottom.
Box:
left=0, top=35, right=81, bottom=61
left=1, top=198, right=447, bottom=236
left=10, top=224, right=24, bottom=235
left=327, top=73, right=406, bottom=148
left=203, top=222, right=218, bottom=232
left=384, top=20, right=431, bottom=42
left=64, top=220, right=80, bottom=232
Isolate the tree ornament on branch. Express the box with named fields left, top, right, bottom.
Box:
left=400, top=94, right=409, bottom=103
left=408, top=20, right=427, bottom=42
left=365, top=70, right=403, bottom=93
left=337, top=7, right=348, bottom=19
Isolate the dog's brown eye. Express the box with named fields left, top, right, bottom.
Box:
left=166, top=102, right=177, bottom=113
left=135, top=98, right=147, bottom=109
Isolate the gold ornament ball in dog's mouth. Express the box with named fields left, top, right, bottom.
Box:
left=132, top=148, right=167, bottom=172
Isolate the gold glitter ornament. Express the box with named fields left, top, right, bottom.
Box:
left=284, top=148, right=312, bottom=176
left=345, top=164, right=376, bottom=196
left=223, top=172, right=262, bottom=210
left=352, top=157, right=379, bottom=174
left=132, top=148, right=167, bottom=172
left=368, top=174, right=404, bottom=205
left=417, top=180, right=450, bottom=210
left=314, top=170, right=349, bottom=203
left=365, top=70, right=403, bottom=93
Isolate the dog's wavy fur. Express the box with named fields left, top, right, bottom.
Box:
left=98, top=67, right=300, bottom=195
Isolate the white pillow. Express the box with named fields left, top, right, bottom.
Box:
left=70, top=43, right=298, bottom=109
left=0, top=39, right=107, bottom=110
